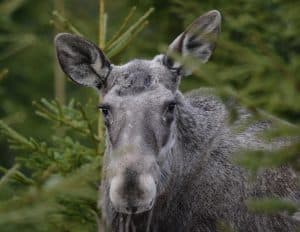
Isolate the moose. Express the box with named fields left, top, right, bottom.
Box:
left=55, top=10, right=299, bottom=232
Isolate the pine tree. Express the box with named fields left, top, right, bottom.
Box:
left=0, top=1, right=153, bottom=231
left=0, top=0, right=299, bottom=231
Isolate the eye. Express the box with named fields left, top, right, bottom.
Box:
left=167, top=102, right=176, bottom=113
left=98, top=104, right=111, bottom=121
left=101, top=108, right=109, bottom=117
left=163, top=101, right=177, bottom=124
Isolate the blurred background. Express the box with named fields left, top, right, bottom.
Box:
left=0, top=0, right=299, bottom=231
left=1, top=0, right=300, bottom=166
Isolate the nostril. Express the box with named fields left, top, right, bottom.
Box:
left=125, top=206, right=138, bottom=213
left=131, top=206, right=138, bottom=213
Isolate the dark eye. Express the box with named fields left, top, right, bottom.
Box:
left=167, top=102, right=176, bottom=113
left=98, top=104, right=111, bottom=120
left=102, top=108, right=109, bottom=117
left=163, top=101, right=177, bottom=124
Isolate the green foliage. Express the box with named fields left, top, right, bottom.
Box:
left=106, top=7, right=154, bottom=57
left=0, top=3, right=154, bottom=230
left=0, top=69, right=8, bottom=81
left=234, top=139, right=300, bottom=173
left=0, top=100, right=101, bottom=231
left=246, top=197, right=299, bottom=215
left=168, top=0, right=300, bottom=121
left=0, top=0, right=299, bottom=231
left=0, top=0, right=36, bottom=61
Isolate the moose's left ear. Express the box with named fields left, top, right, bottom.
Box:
left=55, top=33, right=111, bottom=89
left=163, top=10, right=221, bottom=76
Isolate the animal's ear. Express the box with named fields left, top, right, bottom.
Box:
left=55, top=33, right=111, bottom=89
left=163, top=10, right=221, bottom=76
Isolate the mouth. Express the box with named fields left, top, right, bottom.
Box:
left=115, top=199, right=155, bottom=214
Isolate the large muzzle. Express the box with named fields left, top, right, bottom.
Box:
left=109, top=168, right=156, bottom=214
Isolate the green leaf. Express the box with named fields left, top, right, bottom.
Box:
left=246, top=197, right=299, bottom=215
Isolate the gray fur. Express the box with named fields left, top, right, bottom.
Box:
left=54, top=10, right=299, bottom=232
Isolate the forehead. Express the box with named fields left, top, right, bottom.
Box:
left=104, top=59, right=178, bottom=97
left=103, top=84, right=175, bottom=108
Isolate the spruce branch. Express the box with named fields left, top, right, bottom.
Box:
left=0, top=120, right=44, bottom=153
left=106, top=6, right=137, bottom=47
left=0, top=165, right=35, bottom=186
left=33, top=99, right=91, bottom=137
left=107, top=20, right=149, bottom=58
left=106, top=7, right=154, bottom=55
left=51, top=11, right=83, bottom=36
left=0, top=164, right=19, bottom=188
left=98, top=0, right=106, bottom=49
left=0, top=69, right=8, bottom=81
left=0, top=158, right=101, bottom=228
left=76, top=103, right=100, bottom=149
left=0, top=34, right=35, bottom=61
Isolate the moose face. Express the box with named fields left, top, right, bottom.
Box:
left=55, top=10, right=221, bottom=214
left=100, top=61, right=178, bottom=214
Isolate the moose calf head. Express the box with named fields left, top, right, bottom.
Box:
left=55, top=10, right=221, bottom=214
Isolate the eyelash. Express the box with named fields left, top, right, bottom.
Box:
left=98, top=105, right=110, bottom=117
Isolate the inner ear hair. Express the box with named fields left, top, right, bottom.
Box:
left=55, top=33, right=111, bottom=89
left=164, top=10, right=221, bottom=76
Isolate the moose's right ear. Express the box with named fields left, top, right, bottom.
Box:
left=55, top=33, right=111, bottom=89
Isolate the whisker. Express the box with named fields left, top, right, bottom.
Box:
left=119, top=214, right=124, bottom=232
left=125, top=214, right=132, bottom=232
left=131, top=219, right=136, bottom=232
left=146, top=200, right=156, bottom=232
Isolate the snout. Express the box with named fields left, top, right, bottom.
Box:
left=109, top=173, right=156, bottom=214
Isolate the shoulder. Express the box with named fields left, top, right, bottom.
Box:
left=184, top=88, right=228, bottom=127
left=184, top=88, right=221, bottom=107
